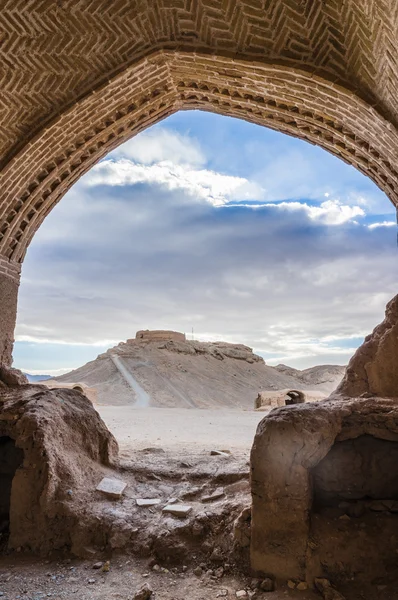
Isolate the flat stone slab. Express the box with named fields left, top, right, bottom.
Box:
left=162, top=504, right=192, bottom=517
left=210, top=450, right=230, bottom=457
left=136, top=498, right=161, bottom=507
left=202, top=487, right=225, bottom=503
left=96, top=477, right=127, bottom=499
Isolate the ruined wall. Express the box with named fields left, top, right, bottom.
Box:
left=135, top=330, right=186, bottom=342
left=255, top=389, right=325, bottom=409
left=40, top=380, right=98, bottom=404
left=0, top=257, right=21, bottom=368
left=0, top=385, right=117, bottom=553
left=338, top=294, right=398, bottom=398
left=250, top=396, right=398, bottom=584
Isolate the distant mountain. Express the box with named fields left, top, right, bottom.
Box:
left=24, top=373, right=52, bottom=382
left=47, top=331, right=346, bottom=408
left=274, top=364, right=346, bottom=390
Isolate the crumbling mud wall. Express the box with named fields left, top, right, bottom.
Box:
left=338, top=294, right=398, bottom=398
left=135, top=330, right=186, bottom=342
left=0, top=385, right=118, bottom=554
left=250, top=396, right=398, bottom=585
left=40, top=380, right=97, bottom=404
left=255, top=389, right=308, bottom=409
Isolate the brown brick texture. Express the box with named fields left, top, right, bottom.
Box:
left=1, top=2, right=398, bottom=262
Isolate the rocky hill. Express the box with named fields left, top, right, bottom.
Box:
left=274, top=364, right=346, bottom=392
left=48, top=330, right=345, bottom=409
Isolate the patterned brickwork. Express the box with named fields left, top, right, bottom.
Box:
left=1, top=0, right=398, bottom=165
left=1, top=4, right=398, bottom=261
left=1, top=51, right=398, bottom=261
left=0, top=256, right=21, bottom=285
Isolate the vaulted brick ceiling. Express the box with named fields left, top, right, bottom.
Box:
left=1, top=0, right=398, bottom=163
left=1, top=0, right=398, bottom=261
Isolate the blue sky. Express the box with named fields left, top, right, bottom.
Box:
left=13, top=110, right=397, bottom=375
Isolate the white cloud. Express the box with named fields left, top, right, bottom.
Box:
left=303, top=199, right=365, bottom=224
left=226, top=199, right=364, bottom=225
left=87, top=159, right=363, bottom=225
left=86, top=158, right=265, bottom=206
left=368, top=220, right=396, bottom=230
left=113, top=127, right=205, bottom=167
left=15, top=335, right=118, bottom=347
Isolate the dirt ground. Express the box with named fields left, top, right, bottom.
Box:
left=3, top=553, right=398, bottom=599
left=0, top=553, right=321, bottom=600
left=3, top=404, right=396, bottom=600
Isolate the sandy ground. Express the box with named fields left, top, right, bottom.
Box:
left=97, top=406, right=267, bottom=458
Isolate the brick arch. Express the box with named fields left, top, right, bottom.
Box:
left=1, top=50, right=398, bottom=264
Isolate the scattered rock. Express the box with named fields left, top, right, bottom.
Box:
left=102, top=560, right=110, bottom=572
left=209, top=547, right=224, bottom=564
left=315, top=578, right=346, bottom=600
left=236, top=591, right=247, bottom=598
left=162, top=504, right=192, bottom=517
left=136, top=498, right=161, bottom=507
left=205, top=569, right=214, bottom=578
left=215, top=566, right=224, bottom=578
left=250, top=578, right=261, bottom=590
left=217, top=591, right=228, bottom=598
left=297, top=581, right=308, bottom=590
left=193, top=567, right=203, bottom=577
left=133, top=582, right=153, bottom=600
left=260, top=577, right=274, bottom=591
left=181, top=487, right=201, bottom=499
left=92, top=562, right=103, bottom=569
left=202, top=488, right=225, bottom=503
left=96, top=477, right=127, bottom=499
left=233, top=506, right=251, bottom=548
left=287, top=580, right=296, bottom=589
left=0, top=365, right=28, bottom=386
left=210, top=450, right=230, bottom=457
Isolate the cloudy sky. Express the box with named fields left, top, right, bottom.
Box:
left=13, top=110, right=397, bottom=375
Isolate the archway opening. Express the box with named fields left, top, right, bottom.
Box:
left=0, top=436, right=24, bottom=537
left=284, top=390, right=305, bottom=405
left=6, top=108, right=398, bottom=585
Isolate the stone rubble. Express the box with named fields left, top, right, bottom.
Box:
left=133, top=582, right=153, bottom=600
left=95, top=477, right=127, bottom=499
left=162, top=504, right=192, bottom=517
left=202, top=487, right=225, bottom=502
left=315, top=578, right=346, bottom=600
left=136, top=498, right=161, bottom=507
